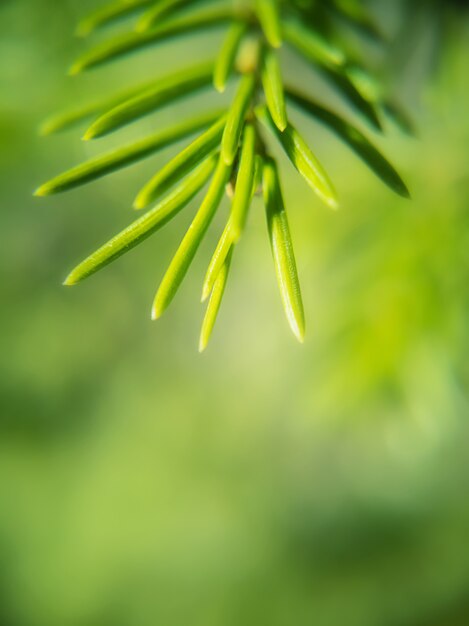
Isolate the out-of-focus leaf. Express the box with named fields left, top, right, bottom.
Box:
left=320, top=65, right=383, bottom=131
left=70, top=4, right=234, bottom=74
left=284, top=18, right=346, bottom=67
left=261, top=44, right=287, bottom=132
left=286, top=88, right=410, bottom=198
left=83, top=61, right=214, bottom=139
left=382, top=99, right=417, bottom=137
left=63, top=155, right=217, bottom=286
left=256, top=105, right=338, bottom=209
left=330, top=0, right=385, bottom=42
left=285, top=28, right=382, bottom=131
left=263, top=156, right=305, bottom=343
left=35, top=109, right=224, bottom=195
left=344, top=62, right=383, bottom=103
left=134, top=114, right=226, bottom=209
left=255, top=0, right=282, bottom=48
left=76, top=0, right=153, bottom=37
left=213, top=21, right=248, bottom=93
left=135, top=0, right=206, bottom=33
left=152, top=155, right=232, bottom=319
left=39, top=77, right=163, bottom=136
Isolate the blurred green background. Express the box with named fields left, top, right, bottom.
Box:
left=1, top=1, right=468, bottom=625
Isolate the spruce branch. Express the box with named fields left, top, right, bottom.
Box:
left=36, top=0, right=413, bottom=350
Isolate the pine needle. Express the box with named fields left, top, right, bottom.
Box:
left=256, top=105, right=339, bottom=209
left=199, top=247, right=233, bottom=352
left=152, top=155, right=232, bottom=319
left=214, top=21, right=248, bottom=93
left=134, top=115, right=227, bottom=209
left=221, top=73, right=256, bottom=166
left=261, top=44, right=287, bottom=132
left=263, top=157, right=305, bottom=343
left=35, top=109, right=224, bottom=196
left=228, top=123, right=257, bottom=241
left=64, top=155, right=217, bottom=286
left=83, top=61, right=215, bottom=139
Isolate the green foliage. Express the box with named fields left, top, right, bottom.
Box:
left=35, top=109, right=223, bottom=194
left=134, top=114, right=227, bottom=209
left=255, top=104, right=339, bottom=208
left=83, top=61, right=215, bottom=139
left=36, top=0, right=412, bottom=350
left=152, top=155, right=232, bottom=321
left=63, top=156, right=218, bottom=285
left=263, top=156, right=305, bottom=342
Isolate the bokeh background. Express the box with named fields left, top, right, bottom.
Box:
left=1, top=1, right=468, bottom=625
